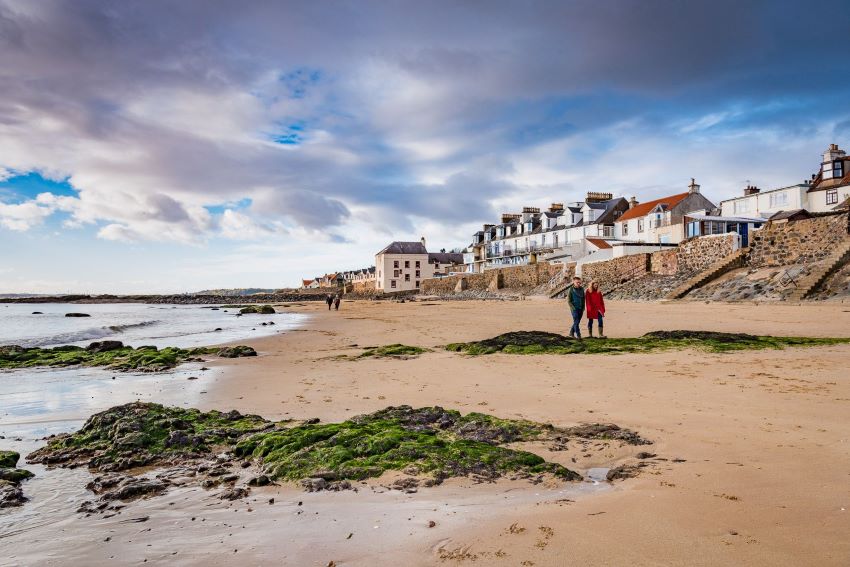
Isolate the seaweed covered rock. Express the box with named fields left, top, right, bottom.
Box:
left=358, top=344, right=427, bottom=359
left=0, top=450, right=20, bottom=468
left=27, top=402, right=271, bottom=472
left=0, top=343, right=258, bottom=371
left=235, top=405, right=582, bottom=484
left=217, top=345, right=257, bottom=358
left=446, top=330, right=849, bottom=355
left=239, top=305, right=276, bottom=315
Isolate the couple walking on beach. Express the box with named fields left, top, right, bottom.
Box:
left=564, top=276, right=605, bottom=339
left=326, top=293, right=341, bottom=311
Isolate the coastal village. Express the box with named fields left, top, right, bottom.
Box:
left=302, top=143, right=850, bottom=302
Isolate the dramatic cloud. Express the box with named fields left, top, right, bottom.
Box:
left=0, top=0, right=849, bottom=291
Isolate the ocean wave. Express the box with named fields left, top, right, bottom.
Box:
left=107, top=320, right=160, bottom=333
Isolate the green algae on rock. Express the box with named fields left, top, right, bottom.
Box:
left=0, top=450, right=20, bottom=468
left=0, top=342, right=257, bottom=371
left=27, top=402, right=273, bottom=472
left=26, top=403, right=652, bottom=488
left=445, top=330, right=850, bottom=355
left=358, top=344, right=428, bottom=359
left=238, top=305, right=276, bottom=314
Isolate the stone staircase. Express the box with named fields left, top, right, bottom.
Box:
left=665, top=247, right=750, bottom=300
left=787, top=238, right=850, bottom=301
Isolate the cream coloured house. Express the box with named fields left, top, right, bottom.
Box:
left=375, top=238, right=462, bottom=292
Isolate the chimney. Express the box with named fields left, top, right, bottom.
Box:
left=628, top=195, right=639, bottom=209
left=585, top=192, right=613, bottom=204
left=688, top=178, right=700, bottom=194
left=521, top=206, right=540, bottom=214
left=549, top=203, right=564, bottom=212
left=420, top=236, right=426, bottom=250
left=744, top=185, right=760, bottom=196
left=501, top=213, right=521, bottom=223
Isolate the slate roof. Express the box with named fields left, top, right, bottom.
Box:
left=378, top=241, right=428, bottom=255
left=428, top=252, right=464, bottom=265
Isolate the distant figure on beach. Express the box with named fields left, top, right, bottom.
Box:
left=565, top=276, right=585, bottom=339
left=585, top=280, right=606, bottom=338
left=326, top=294, right=334, bottom=310
left=334, top=294, right=341, bottom=311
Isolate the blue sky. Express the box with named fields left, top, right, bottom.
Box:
left=1, top=0, right=849, bottom=293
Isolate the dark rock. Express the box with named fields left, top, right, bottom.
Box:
left=219, top=487, right=249, bottom=500
left=301, top=478, right=328, bottom=492
left=101, top=478, right=168, bottom=501
left=0, top=450, right=20, bottom=468
left=31, top=311, right=43, bottom=315
left=217, top=346, right=257, bottom=358
left=0, top=482, right=28, bottom=507
left=606, top=465, right=640, bottom=481
left=636, top=452, right=657, bottom=459
left=0, top=468, right=34, bottom=483
left=86, top=341, right=125, bottom=353
left=248, top=475, right=271, bottom=487
left=65, top=313, right=91, bottom=317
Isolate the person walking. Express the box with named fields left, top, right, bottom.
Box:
left=333, top=294, right=341, bottom=311
left=565, top=276, right=585, bottom=339
left=585, top=280, right=606, bottom=338
left=326, top=294, right=333, bottom=310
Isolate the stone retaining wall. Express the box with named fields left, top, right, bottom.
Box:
left=650, top=249, right=678, bottom=276
left=420, top=262, right=562, bottom=295
left=748, top=212, right=849, bottom=268
left=581, top=254, right=650, bottom=288
left=676, top=233, right=738, bottom=274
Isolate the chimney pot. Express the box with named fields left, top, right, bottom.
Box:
left=628, top=196, right=638, bottom=209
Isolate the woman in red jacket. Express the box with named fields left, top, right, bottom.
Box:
left=585, top=280, right=606, bottom=338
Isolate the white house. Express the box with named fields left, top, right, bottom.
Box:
left=719, top=184, right=810, bottom=218
left=614, top=179, right=715, bottom=244
left=806, top=143, right=850, bottom=212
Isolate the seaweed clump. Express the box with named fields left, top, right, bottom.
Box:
left=27, top=402, right=272, bottom=472
left=445, top=330, right=849, bottom=355
left=358, top=344, right=428, bottom=359
left=0, top=342, right=257, bottom=371
left=234, top=405, right=580, bottom=483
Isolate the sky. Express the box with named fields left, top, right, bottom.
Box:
left=1, top=0, right=850, bottom=293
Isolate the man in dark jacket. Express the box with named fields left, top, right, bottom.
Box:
left=565, top=276, right=585, bottom=339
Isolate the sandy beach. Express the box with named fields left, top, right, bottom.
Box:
left=2, top=298, right=850, bottom=566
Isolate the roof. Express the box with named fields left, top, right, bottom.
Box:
left=834, top=196, right=850, bottom=211
left=686, top=213, right=765, bottom=223
left=428, top=252, right=464, bottom=265
left=585, top=237, right=612, bottom=249
left=302, top=279, right=314, bottom=286
left=768, top=209, right=812, bottom=221
left=378, top=241, right=428, bottom=255
left=617, top=192, right=690, bottom=222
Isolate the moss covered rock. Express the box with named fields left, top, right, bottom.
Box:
left=0, top=450, right=19, bottom=468
left=358, top=344, right=428, bottom=359
left=0, top=343, right=258, bottom=371
left=239, top=305, right=276, bottom=315
left=446, top=330, right=850, bottom=355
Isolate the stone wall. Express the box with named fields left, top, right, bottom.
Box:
left=581, top=254, right=650, bottom=288
left=676, top=233, right=738, bottom=274
left=748, top=212, right=849, bottom=268
left=420, top=262, right=562, bottom=295
left=346, top=280, right=378, bottom=297
left=650, top=249, right=678, bottom=276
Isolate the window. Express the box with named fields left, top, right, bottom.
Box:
left=526, top=222, right=533, bottom=232
left=835, top=160, right=844, bottom=178
left=827, top=189, right=838, bottom=205
left=622, top=223, right=629, bottom=236
left=415, top=280, right=420, bottom=287
left=390, top=280, right=396, bottom=288
left=415, top=270, right=420, bottom=277
left=405, top=274, right=410, bottom=282
left=769, top=191, right=788, bottom=208
left=393, top=260, right=399, bottom=268
left=553, top=233, right=559, bottom=247
left=637, top=219, right=644, bottom=232
left=404, top=260, right=410, bottom=268
left=734, top=199, right=750, bottom=214
left=394, top=269, right=400, bottom=277
left=415, top=260, right=420, bottom=268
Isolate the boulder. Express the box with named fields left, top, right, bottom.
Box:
left=0, top=450, right=20, bottom=468
left=86, top=341, right=125, bottom=353
left=217, top=345, right=257, bottom=358
left=0, top=468, right=34, bottom=483
left=65, top=313, right=91, bottom=317
left=0, top=482, right=27, bottom=508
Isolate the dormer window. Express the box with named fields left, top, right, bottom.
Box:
left=824, top=160, right=845, bottom=180
left=526, top=222, right=533, bottom=232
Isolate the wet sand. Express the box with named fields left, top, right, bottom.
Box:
left=2, top=299, right=850, bottom=566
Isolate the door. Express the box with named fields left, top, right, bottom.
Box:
left=738, top=223, right=749, bottom=247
